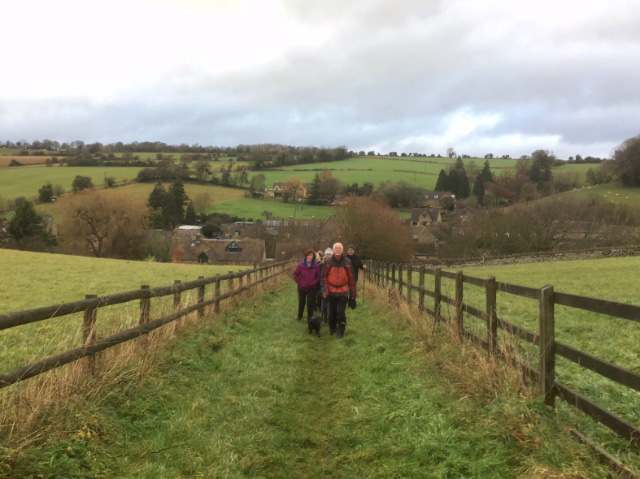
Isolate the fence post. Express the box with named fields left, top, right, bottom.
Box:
left=455, top=271, right=464, bottom=338
left=539, top=285, right=556, bottom=406
left=385, top=262, right=390, bottom=287
left=83, top=294, right=98, bottom=371
left=228, top=271, right=234, bottom=299
left=139, top=285, right=150, bottom=325
left=418, top=266, right=425, bottom=311
left=214, top=275, right=221, bottom=313
left=173, top=280, right=181, bottom=313
left=198, top=276, right=205, bottom=318
left=83, top=294, right=98, bottom=345
left=239, top=272, right=245, bottom=298
left=406, top=264, right=413, bottom=305
left=398, top=264, right=403, bottom=296
left=486, top=277, right=497, bottom=355
left=391, top=263, right=396, bottom=288
left=434, top=268, right=442, bottom=322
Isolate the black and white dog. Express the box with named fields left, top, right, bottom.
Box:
left=307, top=315, right=322, bottom=336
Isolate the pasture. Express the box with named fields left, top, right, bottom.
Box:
left=0, top=165, right=144, bottom=201
left=208, top=196, right=333, bottom=220
left=36, top=182, right=246, bottom=224
left=562, top=183, right=640, bottom=208
left=257, top=155, right=527, bottom=191
left=0, top=249, right=246, bottom=373
left=33, top=182, right=327, bottom=224
left=407, top=256, right=640, bottom=456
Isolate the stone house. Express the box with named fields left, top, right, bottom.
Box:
left=410, top=208, right=441, bottom=228
left=266, top=181, right=310, bottom=199
left=422, top=191, right=455, bottom=208
left=171, top=235, right=266, bottom=265
left=410, top=225, right=439, bottom=254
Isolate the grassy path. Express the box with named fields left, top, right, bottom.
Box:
left=6, top=281, right=607, bottom=478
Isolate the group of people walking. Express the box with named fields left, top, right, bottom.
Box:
left=292, top=243, right=366, bottom=339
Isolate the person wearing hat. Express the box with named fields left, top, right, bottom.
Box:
left=346, top=244, right=366, bottom=288
left=317, top=247, right=333, bottom=321
left=321, top=242, right=356, bottom=339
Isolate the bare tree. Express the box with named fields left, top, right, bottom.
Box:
left=334, top=196, right=413, bottom=262
left=193, top=192, right=212, bottom=217
left=59, top=190, right=147, bottom=257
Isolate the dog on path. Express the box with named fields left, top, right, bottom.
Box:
left=307, top=315, right=322, bottom=336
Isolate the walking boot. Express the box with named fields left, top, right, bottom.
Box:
left=336, top=323, right=345, bottom=339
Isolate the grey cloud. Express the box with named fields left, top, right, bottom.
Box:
left=2, top=0, right=640, bottom=159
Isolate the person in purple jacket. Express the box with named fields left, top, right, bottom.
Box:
left=292, top=248, right=321, bottom=321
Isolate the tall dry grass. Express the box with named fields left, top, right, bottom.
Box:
left=374, top=284, right=535, bottom=404
left=367, top=281, right=607, bottom=478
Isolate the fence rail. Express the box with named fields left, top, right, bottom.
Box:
left=0, top=260, right=293, bottom=390
left=369, top=260, right=640, bottom=446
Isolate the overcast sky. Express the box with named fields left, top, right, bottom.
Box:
left=1, top=0, right=639, bottom=158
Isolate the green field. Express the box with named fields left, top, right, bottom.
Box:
left=209, top=196, right=333, bottom=220
left=35, top=182, right=246, bottom=224
left=402, top=256, right=640, bottom=455
left=562, top=183, right=640, bottom=207
left=259, top=156, right=517, bottom=191
left=31, top=183, right=330, bottom=223
left=553, top=162, right=606, bottom=183
left=0, top=165, right=144, bottom=200
left=0, top=250, right=247, bottom=372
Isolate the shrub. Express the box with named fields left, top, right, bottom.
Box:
left=71, top=175, right=93, bottom=193
left=38, top=183, right=54, bottom=203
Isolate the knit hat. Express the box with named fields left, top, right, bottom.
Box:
left=347, top=244, right=355, bottom=250
left=324, top=247, right=333, bottom=256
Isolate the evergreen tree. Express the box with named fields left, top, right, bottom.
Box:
left=8, top=200, right=46, bottom=246
left=451, top=158, right=471, bottom=198
left=447, top=169, right=458, bottom=195
left=307, top=172, right=323, bottom=204
left=166, top=180, right=188, bottom=227
left=435, top=169, right=449, bottom=191
left=185, top=200, right=197, bottom=225
left=148, top=181, right=167, bottom=209
left=472, top=175, right=485, bottom=205
left=528, top=150, right=554, bottom=192
left=457, top=170, right=471, bottom=198
left=480, top=160, right=494, bottom=183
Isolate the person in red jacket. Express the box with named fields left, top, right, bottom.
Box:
left=320, top=242, right=356, bottom=339
left=292, top=248, right=321, bottom=322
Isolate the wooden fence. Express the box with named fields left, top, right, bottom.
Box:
left=0, top=260, right=293, bottom=390
left=368, top=260, right=640, bottom=447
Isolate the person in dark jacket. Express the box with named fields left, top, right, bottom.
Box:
left=292, top=248, right=321, bottom=321
left=346, top=244, right=366, bottom=287
left=321, top=243, right=356, bottom=339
